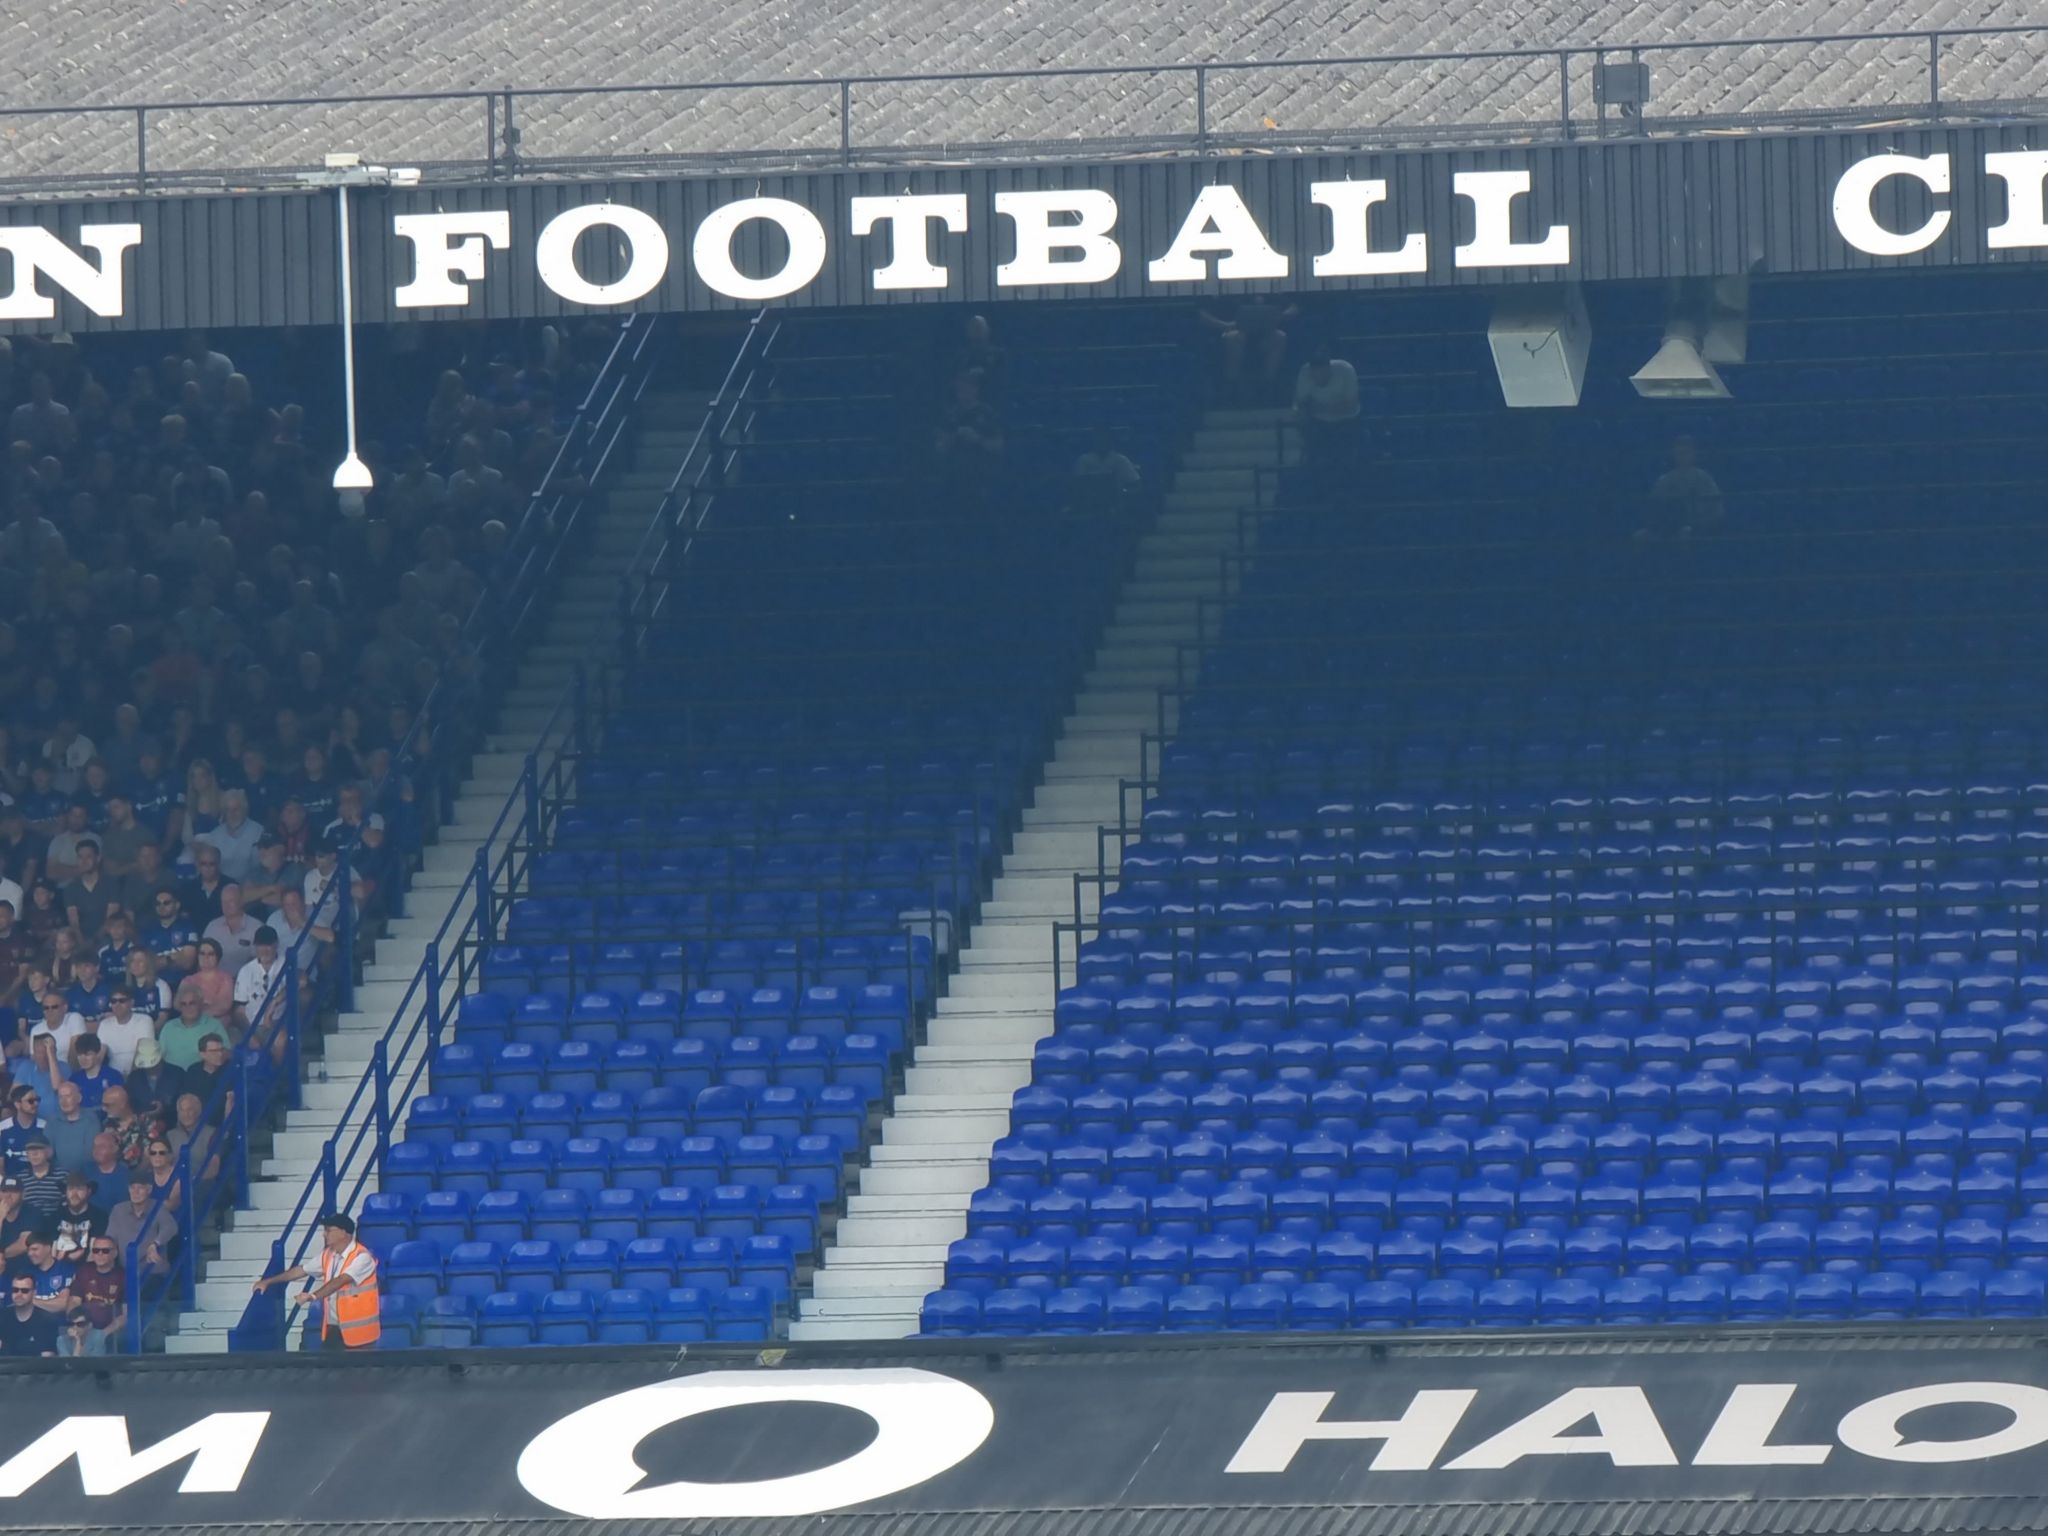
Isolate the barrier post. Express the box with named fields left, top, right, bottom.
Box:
left=125, top=1229, right=145, bottom=1355
left=474, top=847, right=494, bottom=941
left=373, top=1038, right=391, bottom=1163
left=425, top=940, right=445, bottom=1051
left=233, top=1050, right=253, bottom=1210
left=338, top=847, right=356, bottom=1015
left=286, top=960, right=302, bottom=1114
left=177, top=1149, right=197, bottom=1308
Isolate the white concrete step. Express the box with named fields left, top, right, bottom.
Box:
left=883, top=1112, right=1012, bottom=1144
left=830, top=1215, right=966, bottom=1247
left=811, top=1268, right=945, bottom=1298
left=788, top=1317, right=919, bottom=1340
left=845, top=1189, right=975, bottom=1216
left=924, top=1015, right=1051, bottom=1047
left=903, top=1064, right=1033, bottom=1096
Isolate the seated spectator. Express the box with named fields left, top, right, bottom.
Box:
left=50, top=1173, right=103, bottom=1263
left=93, top=988, right=152, bottom=1076
left=158, top=987, right=230, bottom=1071
left=124, top=949, right=173, bottom=1023
left=120, top=845, right=178, bottom=933
left=96, top=908, right=136, bottom=979
left=141, top=1135, right=181, bottom=1214
left=63, top=1034, right=121, bottom=1110
left=0, top=1178, right=32, bottom=1268
left=0, top=1086, right=44, bottom=1178
left=164, top=1093, right=219, bottom=1186
left=141, top=888, right=199, bottom=987
left=1067, top=429, right=1142, bottom=516
left=187, top=1036, right=235, bottom=1128
left=203, top=884, right=261, bottom=977
left=1638, top=434, right=1726, bottom=544
left=17, top=1136, right=64, bottom=1218
left=0, top=1272, right=57, bottom=1357
left=81, top=1132, right=128, bottom=1210
left=183, top=940, right=235, bottom=1022
left=235, top=926, right=290, bottom=1063
left=181, top=844, right=227, bottom=926
left=933, top=369, right=1003, bottom=508
left=44, top=804, right=93, bottom=885
left=27, top=992, right=85, bottom=1075
left=194, top=788, right=263, bottom=883
left=94, top=792, right=151, bottom=878
left=1200, top=300, right=1296, bottom=403
left=105, top=1172, right=173, bottom=1279
left=16, top=1230, right=73, bottom=1313
left=61, top=1231, right=126, bottom=1355
left=98, top=1084, right=151, bottom=1170
left=20, top=881, right=65, bottom=946
left=270, top=887, right=321, bottom=974
left=0, top=899, right=28, bottom=1025
left=242, top=835, right=303, bottom=918
left=63, top=952, right=111, bottom=1021
left=41, top=1079, right=97, bottom=1175
left=1292, top=348, right=1362, bottom=492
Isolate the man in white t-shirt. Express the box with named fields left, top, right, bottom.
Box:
left=92, top=987, right=156, bottom=1076
left=1293, top=349, right=1362, bottom=494
left=28, top=992, right=85, bottom=1063
left=234, top=926, right=290, bottom=1063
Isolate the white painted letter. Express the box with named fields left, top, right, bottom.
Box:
left=994, top=191, right=1122, bottom=287
left=1310, top=181, right=1428, bottom=276
left=393, top=211, right=511, bottom=308
left=0, top=225, right=144, bottom=321
left=1693, top=1385, right=1832, bottom=1466
left=0, top=1412, right=270, bottom=1497
left=1444, top=1387, right=1678, bottom=1470
left=517, top=1368, right=993, bottom=1519
left=535, top=203, right=671, bottom=307
left=691, top=198, right=828, bottom=302
left=1985, top=151, right=2048, bottom=250
left=1147, top=185, right=1289, bottom=283
left=1832, top=152, right=1952, bottom=256
left=1453, top=171, right=1569, bottom=268
left=1838, top=1382, right=2048, bottom=1464
left=849, top=194, right=967, bottom=291
left=1226, top=1390, right=1477, bottom=1474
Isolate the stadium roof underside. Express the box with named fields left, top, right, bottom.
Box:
left=15, top=1329, right=2048, bottom=1534
left=1, top=1, right=2046, bottom=191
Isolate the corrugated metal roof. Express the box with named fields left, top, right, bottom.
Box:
left=1, top=0, right=2044, bottom=186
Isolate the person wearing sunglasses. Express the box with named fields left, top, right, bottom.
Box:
left=59, top=1232, right=127, bottom=1356
left=0, top=1272, right=56, bottom=1357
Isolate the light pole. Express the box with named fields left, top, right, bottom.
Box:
left=294, top=155, right=422, bottom=494
left=331, top=180, right=373, bottom=492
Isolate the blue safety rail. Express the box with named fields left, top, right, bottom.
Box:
left=217, top=312, right=693, bottom=1349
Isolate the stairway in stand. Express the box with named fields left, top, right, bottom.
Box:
left=791, top=407, right=1292, bottom=1340
left=167, top=394, right=707, bottom=1351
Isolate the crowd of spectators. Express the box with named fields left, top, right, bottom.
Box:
left=0, top=318, right=595, bottom=1355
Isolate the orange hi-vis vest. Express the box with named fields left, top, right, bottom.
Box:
left=318, top=1240, right=381, bottom=1347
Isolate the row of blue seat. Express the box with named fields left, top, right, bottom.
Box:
left=429, top=1035, right=895, bottom=1099
left=406, top=1084, right=869, bottom=1143
left=383, top=1234, right=798, bottom=1300
left=360, top=1184, right=814, bottom=1250
left=385, top=1286, right=777, bottom=1347
left=381, top=1136, right=848, bottom=1199
left=920, top=1267, right=2047, bottom=1335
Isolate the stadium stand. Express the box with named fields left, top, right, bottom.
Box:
left=348, top=310, right=1195, bottom=1346
left=916, top=275, right=2048, bottom=1334
left=0, top=318, right=612, bottom=1352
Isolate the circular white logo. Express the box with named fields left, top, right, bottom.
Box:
left=515, top=1367, right=996, bottom=1518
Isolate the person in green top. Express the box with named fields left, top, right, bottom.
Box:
left=155, top=986, right=230, bottom=1071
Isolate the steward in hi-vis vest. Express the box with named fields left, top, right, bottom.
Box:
left=251, top=1210, right=381, bottom=1349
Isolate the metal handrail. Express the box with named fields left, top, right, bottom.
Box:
left=7, top=24, right=2048, bottom=192
left=243, top=676, right=587, bottom=1349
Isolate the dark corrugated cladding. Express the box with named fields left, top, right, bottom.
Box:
left=2, top=119, right=2047, bottom=333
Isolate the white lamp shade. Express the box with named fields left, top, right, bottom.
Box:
left=332, top=451, right=375, bottom=491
